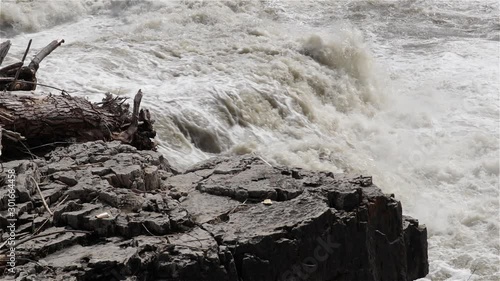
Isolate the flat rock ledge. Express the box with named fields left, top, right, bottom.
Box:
left=0, top=141, right=428, bottom=281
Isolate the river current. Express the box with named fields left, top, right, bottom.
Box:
left=1, top=1, right=499, bottom=280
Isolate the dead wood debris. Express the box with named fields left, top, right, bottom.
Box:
left=0, top=40, right=157, bottom=158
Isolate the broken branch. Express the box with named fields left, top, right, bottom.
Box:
left=0, top=41, right=11, bottom=66
left=10, top=39, right=32, bottom=91
left=30, top=176, right=54, bottom=216
left=112, top=89, right=143, bottom=143
left=0, top=62, right=22, bottom=76
left=0, top=90, right=156, bottom=157
left=2, top=129, right=25, bottom=142
left=28, top=39, right=64, bottom=73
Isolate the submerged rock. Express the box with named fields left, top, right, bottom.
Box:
left=0, top=141, right=428, bottom=281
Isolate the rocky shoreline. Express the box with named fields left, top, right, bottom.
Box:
left=0, top=141, right=428, bottom=281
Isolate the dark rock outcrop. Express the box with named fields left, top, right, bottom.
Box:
left=0, top=141, right=428, bottom=281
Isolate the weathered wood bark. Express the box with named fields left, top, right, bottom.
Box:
left=0, top=90, right=156, bottom=157
left=113, top=90, right=142, bottom=143
left=0, top=40, right=156, bottom=158
left=0, top=62, right=22, bottom=75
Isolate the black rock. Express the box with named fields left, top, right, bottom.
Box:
left=0, top=141, right=428, bottom=281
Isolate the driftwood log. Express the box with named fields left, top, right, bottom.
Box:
left=0, top=90, right=156, bottom=158
left=0, top=40, right=157, bottom=158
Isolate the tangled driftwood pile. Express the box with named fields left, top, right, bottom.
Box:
left=0, top=40, right=156, bottom=159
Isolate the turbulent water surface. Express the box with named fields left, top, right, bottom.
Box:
left=1, top=0, right=499, bottom=280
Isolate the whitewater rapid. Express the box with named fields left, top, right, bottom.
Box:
left=1, top=1, right=499, bottom=280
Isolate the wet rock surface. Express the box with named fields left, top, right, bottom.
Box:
left=0, top=141, right=428, bottom=281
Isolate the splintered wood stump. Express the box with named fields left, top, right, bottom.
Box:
left=0, top=90, right=156, bottom=157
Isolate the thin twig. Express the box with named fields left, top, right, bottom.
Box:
left=29, top=176, right=53, bottom=216
left=0, top=111, right=14, bottom=123
left=32, top=195, right=69, bottom=235
left=20, top=40, right=32, bottom=62
left=228, top=199, right=248, bottom=215
left=160, top=240, right=213, bottom=252
left=19, top=140, right=37, bottom=160
left=14, top=80, right=71, bottom=93
left=183, top=232, right=204, bottom=248
left=2, top=129, right=25, bottom=141
left=253, top=152, right=272, bottom=167
left=467, top=264, right=479, bottom=281
left=32, top=218, right=50, bottom=236
left=10, top=39, right=32, bottom=91
left=141, top=223, right=159, bottom=237
left=26, top=141, right=76, bottom=150
left=54, top=195, right=69, bottom=209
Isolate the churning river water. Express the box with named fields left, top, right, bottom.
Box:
left=1, top=0, right=499, bottom=280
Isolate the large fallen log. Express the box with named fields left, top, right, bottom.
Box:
left=0, top=90, right=156, bottom=158
left=0, top=39, right=156, bottom=158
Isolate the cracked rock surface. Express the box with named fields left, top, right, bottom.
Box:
left=0, top=141, right=428, bottom=281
